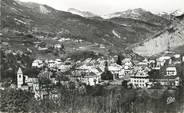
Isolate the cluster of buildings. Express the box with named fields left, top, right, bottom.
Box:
left=130, top=54, right=184, bottom=88
left=31, top=53, right=183, bottom=87
left=9, top=52, right=184, bottom=99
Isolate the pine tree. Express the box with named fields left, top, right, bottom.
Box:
left=116, top=55, right=122, bottom=65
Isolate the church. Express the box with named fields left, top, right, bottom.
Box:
left=17, top=67, right=39, bottom=91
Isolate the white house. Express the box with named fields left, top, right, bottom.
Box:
left=82, top=74, right=100, bottom=86
left=32, top=59, right=44, bottom=68
left=122, top=58, right=131, bottom=64
left=166, top=66, right=177, bottom=76
left=130, top=70, right=150, bottom=88
left=174, top=54, right=180, bottom=59
left=54, top=44, right=62, bottom=49
left=156, top=56, right=171, bottom=67
left=108, top=63, right=123, bottom=79
left=58, top=62, right=72, bottom=72
left=130, top=76, right=149, bottom=88
left=48, top=59, right=56, bottom=68
left=124, top=65, right=132, bottom=76
left=76, top=65, right=103, bottom=77
left=55, top=59, right=62, bottom=64
left=118, top=69, right=125, bottom=78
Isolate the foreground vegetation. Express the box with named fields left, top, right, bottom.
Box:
left=1, top=84, right=184, bottom=113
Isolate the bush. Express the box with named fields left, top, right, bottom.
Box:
left=0, top=89, right=34, bottom=112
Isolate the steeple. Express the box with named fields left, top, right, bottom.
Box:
left=17, top=67, right=23, bottom=74
left=17, top=67, right=23, bottom=88
left=104, top=61, right=109, bottom=71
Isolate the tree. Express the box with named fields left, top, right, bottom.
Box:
left=69, top=81, right=76, bottom=89
left=0, top=89, right=34, bottom=112
left=116, top=55, right=122, bottom=65
left=122, top=80, right=128, bottom=88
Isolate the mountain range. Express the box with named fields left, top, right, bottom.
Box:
left=1, top=0, right=184, bottom=56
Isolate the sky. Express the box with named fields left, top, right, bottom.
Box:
left=18, top=0, right=184, bottom=15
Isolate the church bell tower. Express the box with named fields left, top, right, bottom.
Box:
left=17, top=67, right=23, bottom=88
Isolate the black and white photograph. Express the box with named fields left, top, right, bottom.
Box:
left=0, top=0, right=184, bottom=112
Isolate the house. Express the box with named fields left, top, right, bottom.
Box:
left=76, top=64, right=103, bottom=76
left=82, top=72, right=100, bottom=86
left=108, top=63, right=122, bottom=79
left=54, top=44, right=62, bottom=49
left=118, top=69, right=125, bottom=78
left=159, top=76, right=180, bottom=86
left=38, top=47, right=48, bottom=51
left=136, top=58, right=149, bottom=67
left=122, top=58, right=132, bottom=64
left=124, top=65, right=132, bottom=76
left=166, top=66, right=177, bottom=76
left=58, top=62, right=72, bottom=72
left=149, top=66, right=180, bottom=87
left=26, top=78, right=39, bottom=92
left=124, top=61, right=133, bottom=68
left=130, top=76, right=149, bottom=88
left=32, top=59, right=44, bottom=68
left=156, top=56, right=171, bottom=67
left=130, top=70, right=150, bottom=88
left=173, top=54, right=180, bottom=59
left=48, top=60, right=56, bottom=68
left=55, top=59, right=62, bottom=65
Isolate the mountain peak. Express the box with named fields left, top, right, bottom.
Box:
left=125, top=8, right=148, bottom=13
left=102, top=8, right=150, bottom=19
left=171, top=9, right=184, bottom=16
left=67, top=8, right=98, bottom=18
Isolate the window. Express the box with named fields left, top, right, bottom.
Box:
left=19, top=75, right=21, bottom=78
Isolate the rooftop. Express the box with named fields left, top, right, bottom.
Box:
left=166, top=66, right=177, bottom=71
left=17, top=67, right=23, bottom=74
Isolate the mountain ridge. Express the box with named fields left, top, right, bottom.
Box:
left=2, top=0, right=183, bottom=57
left=131, top=16, right=184, bottom=56
left=2, top=0, right=171, bottom=48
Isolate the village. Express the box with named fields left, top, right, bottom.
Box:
left=2, top=49, right=183, bottom=100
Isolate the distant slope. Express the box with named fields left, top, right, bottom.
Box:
left=105, top=9, right=171, bottom=44
left=103, top=8, right=171, bottom=27
left=1, top=0, right=171, bottom=50
left=132, top=16, right=184, bottom=56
